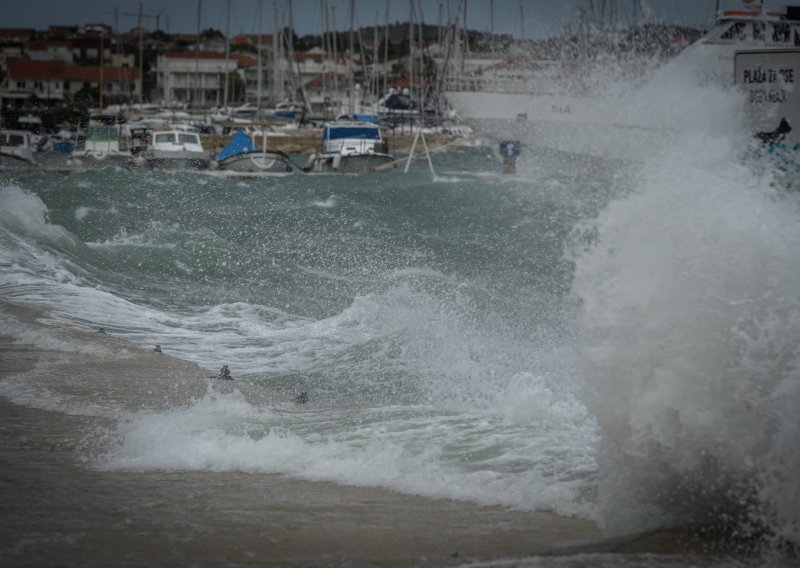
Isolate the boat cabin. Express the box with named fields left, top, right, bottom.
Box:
left=151, top=131, right=204, bottom=152
left=0, top=129, right=36, bottom=166
left=321, top=122, right=389, bottom=156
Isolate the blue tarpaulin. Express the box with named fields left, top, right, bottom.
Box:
left=214, top=130, right=262, bottom=161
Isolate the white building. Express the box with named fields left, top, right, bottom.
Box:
left=155, top=51, right=237, bottom=107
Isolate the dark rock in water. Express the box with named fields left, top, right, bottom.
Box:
left=293, top=392, right=309, bottom=404
left=154, top=345, right=162, bottom=353
left=98, top=327, right=106, bottom=334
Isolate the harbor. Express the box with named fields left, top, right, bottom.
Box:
left=1, top=2, right=799, bottom=568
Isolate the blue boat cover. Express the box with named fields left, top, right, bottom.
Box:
left=323, top=125, right=380, bottom=140
left=214, top=130, right=262, bottom=161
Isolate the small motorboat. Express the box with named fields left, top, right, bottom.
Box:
left=210, top=130, right=293, bottom=176
left=0, top=129, right=37, bottom=169
left=304, top=121, right=395, bottom=174
left=141, top=130, right=209, bottom=170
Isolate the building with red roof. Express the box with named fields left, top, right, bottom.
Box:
left=6, top=59, right=141, bottom=103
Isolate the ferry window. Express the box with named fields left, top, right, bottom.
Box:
left=795, top=27, right=800, bottom=46
left=772, top=23, right=790, bottom=43
left=753, top=22, right=765, bottom=41
left=178, top=133, right=197, bottom=144
left=155, top=133, right=174, bottom=144
left=720, top=22, right=747, bottom=41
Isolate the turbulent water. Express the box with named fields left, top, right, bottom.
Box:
left=1, top=83, right=799, bottom=566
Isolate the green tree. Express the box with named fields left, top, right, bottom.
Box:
left=201, top=28, right=224, bottom=40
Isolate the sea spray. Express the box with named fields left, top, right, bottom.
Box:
left=571, top=125, right=800, bottom=549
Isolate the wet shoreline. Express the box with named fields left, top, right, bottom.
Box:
left=0, top=303, right=604, bottom=567
left=0, top=301, right=763, bottom=566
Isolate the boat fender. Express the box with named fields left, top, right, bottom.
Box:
left=332, top=154, right=342, bottom=170
left=208, top=159, right=220, bottom=170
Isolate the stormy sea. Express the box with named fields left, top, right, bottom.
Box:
left=1, top=82, right=798, bottom=566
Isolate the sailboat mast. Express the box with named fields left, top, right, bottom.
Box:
left=274, top=1, right=283, bottom=104
left=99, top=32, right=104, bottom=111
left=257, top=0, right=263, bottom=118
left=373, top=13, right=379, bottom=100
left=383, top=0, right=390, bottom=95
left=331, top=5, right=339, bottom=108
left=348, top=0, right=355, bottom=114
left=138, top=1, right=144, bottom=104
left=490, top=0, right=494, bottom=55
left=195, top=0, right=202, bottom=109
left=223, top=0, right=230, bottom=109
left=409, top=0, right=414, bottom=103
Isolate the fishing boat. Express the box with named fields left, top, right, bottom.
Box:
left=209, top=130, right=294, bottom=176
left=0, top=129, right=37, bottom=169
left=303, top=121, right=394, bottom=174
left=141, top=130, right=209, bottom=170
left=442, top=1, right=800, bottom=161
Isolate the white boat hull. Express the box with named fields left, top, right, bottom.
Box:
left=216, top=152, right=294, bottom=176
left=145, top=152, right=209, bottom=170
left=305, top=152, right=395, bottom=174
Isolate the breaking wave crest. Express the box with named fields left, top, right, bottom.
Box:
left=572, top=122, right=800, bottom=549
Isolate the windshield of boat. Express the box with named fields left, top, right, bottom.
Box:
left=154, top=133, right=175, bottom=144
left=0, top=133, right=26, bottom=147
left=324, top=126, right=380, bottom=140
left=178, top=133, right=199, bottom=145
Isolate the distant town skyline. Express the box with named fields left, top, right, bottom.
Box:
left=5, top=1, right=780, bottom=40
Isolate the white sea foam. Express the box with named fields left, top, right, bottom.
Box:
left=74, top=206, right=92, bottom=221
left=94, top=386, right=596, bottom=518
left=311, top=195, right=337, bottom=208
left=571, top=82, right=800, bottom=544
left=86, top=224, right=178, bottom=250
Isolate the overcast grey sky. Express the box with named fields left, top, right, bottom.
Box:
left=3, top=1, right=787, bottom=39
